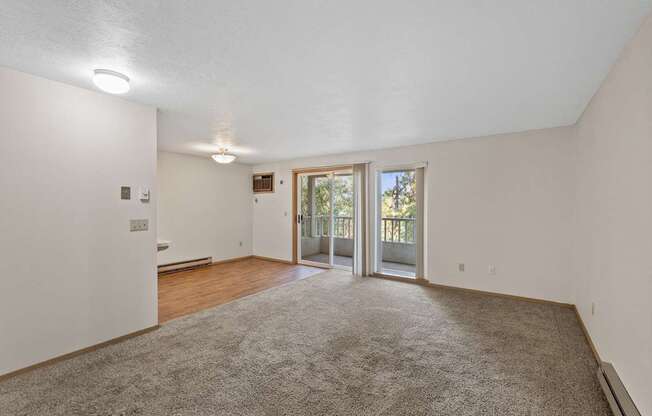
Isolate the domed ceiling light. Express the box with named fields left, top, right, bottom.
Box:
left=211, top=149, right=236, bottom=164
left=92, top=69, right=130, bottom=94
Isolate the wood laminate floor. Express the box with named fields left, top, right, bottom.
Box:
left=158, top=257, right=324, bottom=323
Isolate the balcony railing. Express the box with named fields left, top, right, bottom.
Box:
left=381, top=217, right=416, bottom=244
left=301, top=215, right=415, bottom=243
left=301, top=215, right=352, bottom=239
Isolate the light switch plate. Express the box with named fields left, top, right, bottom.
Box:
left=139, top=188, right=150, bottom=202
left=130, top=219, right=148, bottom=232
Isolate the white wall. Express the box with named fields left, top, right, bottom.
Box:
left=157, top=152, right=253, bottom=265
left=0, top=67, right=158, bottom=376
left=573, top=13, right=652, bottom=416
left=253, top=126, right=576, bottom=303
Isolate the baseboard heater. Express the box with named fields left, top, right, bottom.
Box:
left=158, top=257, right=212, bottom=274
left=597, top=362, right=641, bottom=416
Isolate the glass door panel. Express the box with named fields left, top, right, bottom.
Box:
left=332, top=173, right=354, bottom=270
left=379, top=169, right=417, bottom=278
left=299, top=173, right=331, bottom=267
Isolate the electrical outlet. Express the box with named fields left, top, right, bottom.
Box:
left=129, top=219, right=148, bottom=232
left=488, top=265, right=496, bottom=275
left=458, top=263, right=465, bottom=272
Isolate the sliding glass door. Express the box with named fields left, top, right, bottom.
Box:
left=299, top=172, right=332, bottom=267
left=297, top=170, right=354, bottom=270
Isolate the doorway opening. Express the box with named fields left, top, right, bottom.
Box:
left=296, top=169, right=354, bottom=270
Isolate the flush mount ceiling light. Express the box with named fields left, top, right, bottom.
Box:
left=211, top=149, right=236, bottom=164
left=92, top=69, right=130, bottom=94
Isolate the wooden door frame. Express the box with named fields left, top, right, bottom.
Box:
left=291, top=165, right=354, bottom=264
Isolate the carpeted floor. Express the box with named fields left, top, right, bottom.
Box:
left=0, top=270, right=610, bottom=415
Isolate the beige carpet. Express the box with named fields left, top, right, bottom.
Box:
left=0, top=270, right=609, bottom=415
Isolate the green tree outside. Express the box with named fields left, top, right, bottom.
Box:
left=301, top=172, right=415, bottom=219
left=382, top=171, right=416, bottom=219
left=301, top=174, right=353, bottom=217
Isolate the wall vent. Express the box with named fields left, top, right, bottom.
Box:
left=597, top=362, right=641, bottom=416
left=158, top=257, right=212, bottom=274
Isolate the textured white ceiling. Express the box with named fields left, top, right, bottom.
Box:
left=1, top=1, right=651, bottom=164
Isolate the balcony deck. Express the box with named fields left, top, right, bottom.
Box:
left=303, top=254, right=416, bottom=278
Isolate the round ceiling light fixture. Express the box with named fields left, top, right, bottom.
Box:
left=93, top=69, right=130, bottom=94
left=211, top=149, right=236, bottom=164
